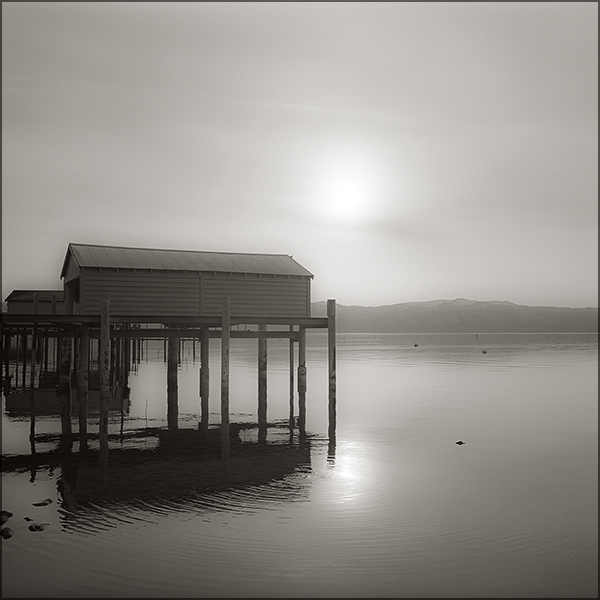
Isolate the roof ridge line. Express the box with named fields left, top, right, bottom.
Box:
left=68, top=242, right=290, bottom=257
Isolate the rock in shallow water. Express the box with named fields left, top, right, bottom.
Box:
left=1, top=527, right=15, bottom=539
left=32, top=498, right=53, bottom=507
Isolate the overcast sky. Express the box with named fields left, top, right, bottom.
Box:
left=2, top=2, right=597, bottom=308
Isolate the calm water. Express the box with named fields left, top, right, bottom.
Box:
left=2, top=332, right=598, bottom=598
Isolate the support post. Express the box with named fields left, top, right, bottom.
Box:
left=327, top=299, right=337, bottom=444
left=298, top=325, right=307, bottom=437
left=221, top=297, right=230, bottom=460
left=29, top=325, right=37, bottom=454
left=167, top=334, right=179, bottom=431
left=123, top=333, right=130, bottom=400
left=199, top=327, right=210, bottom=434
left=58, top=328, right=72, bottom=443
left=21, top=329, right=27, bottom=389
left=2, top=328, right=11, bottom=394
left=99, top=295, right=110, bottom=461
left=289, top=324, right=295, bottom=431
left=77, top=325, right=90, bottom=452
left=258, top=323, right=268, bottom=444
left=13, top=332, right=19, bottom=390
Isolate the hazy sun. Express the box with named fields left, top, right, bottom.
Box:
left=316, top=163, right=378, bottom=224
left=306, top=139, right=391, bottom=225
left=324, top=173, right=370, bottom=220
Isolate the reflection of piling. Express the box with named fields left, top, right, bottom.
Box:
left=99, top=295, right=110, bottom=461
left=328, top=437, right=336, bottom=467
left=167, top=334, right=179, bottom=431
left=328, top=299, right=336, bottom=443
left=258, top=323, right=267, bottom=444
left=221, top=297, right=230, bottom=460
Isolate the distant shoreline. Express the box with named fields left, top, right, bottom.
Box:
left=311, top=300, right=598, bottom=334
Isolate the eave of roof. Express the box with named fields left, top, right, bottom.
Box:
left=5, top=290, right=65, bottom=302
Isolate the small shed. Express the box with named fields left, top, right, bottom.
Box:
left=60, top=243, right=314, bottom=318
left=4, top=290, right=65, bottom=314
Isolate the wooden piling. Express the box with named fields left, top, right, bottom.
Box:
left=2, top=328, right=11, bottom=393
left=29, top=325, right=37, bottom=453
left=327, top=299, right=337, bottom=443
left=258, top=323, right=268, bottom=444
left=40, top=331, right=47, bottom=376
left=167, top=334, right=179, bottom=431
left=199, top=327, right=210, bottom=434
left=99, top=295, right=110, bottom=460
left=123, top=334, right=130, bottom=399
left=77, top=325, right=89, bottom=451
left=289, top=324, right=295, bottom=431
left=13, top=333, right=19, bottom=390
left=221, top=297, right=230, bottom=460
left=58, top=329, right=72, bottom=441
left=21, top=329, right=27, bottom=389
left=298, top=325, right=307, bottom=436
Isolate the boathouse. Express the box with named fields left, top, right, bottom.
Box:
left=60, top=243, right=314, bottom=318
left=5, top=290, right=64, bottom=314
left=2, top=242, right=336, bottom=460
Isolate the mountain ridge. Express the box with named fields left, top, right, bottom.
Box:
left=311, top=298, right=598, bottom=333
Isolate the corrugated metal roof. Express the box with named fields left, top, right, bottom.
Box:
left=61, top=243, right=314, bottom=278
left=5, top=290, right=64, bottom=302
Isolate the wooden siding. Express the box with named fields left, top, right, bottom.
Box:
left=80, top=269, right=200, bottom=316
left=201, top=272, right=310, bottom=318
left=6, top=301, right=65, bottom=315
left=63, top=254, right=80, bottom=283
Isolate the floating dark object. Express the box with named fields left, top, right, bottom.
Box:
left=28, top=523, right=49, bottom=532
left=414, top=343, right=418, bottom=347
left=32, top=498, right=53, bottom=507
left=455, top=440, right=466, bottom=445
left=1, top=510, right=13, bottom=525
left=482, top=350, right=487, bottom=354
left=1, top=527, right=14, bottom=539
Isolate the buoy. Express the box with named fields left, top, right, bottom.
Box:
left=414, top=343, right=418, bottom=347
left=455, top=440, right=466, bottom=445
left=482, top=350, right=487, bottom=354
